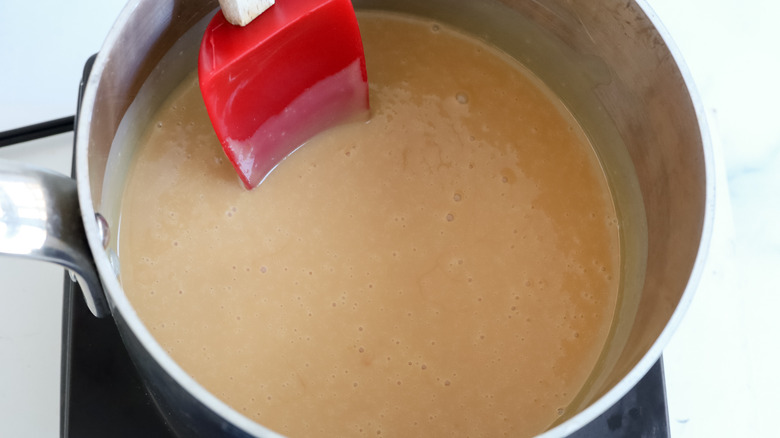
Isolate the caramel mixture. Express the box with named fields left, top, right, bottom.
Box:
left=119, top=12, right=620, bottom=437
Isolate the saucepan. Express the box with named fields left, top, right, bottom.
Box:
left=0, top=0, right=713, bottom=436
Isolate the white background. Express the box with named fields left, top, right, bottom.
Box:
left=1, top=0, right=778, bottom=436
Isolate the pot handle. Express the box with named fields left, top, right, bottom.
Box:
left=0, top=160, right=110, bottom=317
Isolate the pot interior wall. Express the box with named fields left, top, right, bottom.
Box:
left=82, top=0, right=705, bottom=434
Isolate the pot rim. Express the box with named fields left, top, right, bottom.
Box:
left=74, top=0, right=716, bottom=436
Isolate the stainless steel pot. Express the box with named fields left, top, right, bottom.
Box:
left=0, top=0, right=714, bottom=436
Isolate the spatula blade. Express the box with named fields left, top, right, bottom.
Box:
left=199, top=0, right=369, bottom=189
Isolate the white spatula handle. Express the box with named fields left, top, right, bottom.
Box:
left=219, top=0, right=275, bottom=26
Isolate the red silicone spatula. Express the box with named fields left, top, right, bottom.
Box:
left=199, top=0, right=369, bottom=189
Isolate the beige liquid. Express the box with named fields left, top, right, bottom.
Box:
left=119, top=12, right=620, bottom=438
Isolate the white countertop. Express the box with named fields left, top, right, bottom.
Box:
left=0, top=0, right=777, bottom=436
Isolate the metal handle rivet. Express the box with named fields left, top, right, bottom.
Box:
left=95, top=213, right=110, bottom=249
